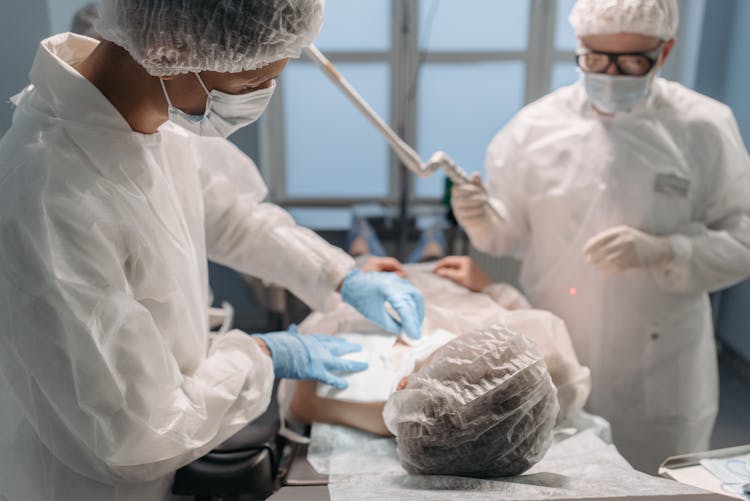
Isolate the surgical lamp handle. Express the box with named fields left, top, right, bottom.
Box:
left=423, top=151, right=472, bottom=185
left=422, top=151, right=506, bottom=219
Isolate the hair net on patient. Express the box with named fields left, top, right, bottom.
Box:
left=383, top=325, right=559, bottom=478
left=96, top=0, right=325, bottom=76
left=569, top=0, right=679, bottom=39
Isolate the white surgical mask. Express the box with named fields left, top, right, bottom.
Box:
left=160, top=73, right=275, bottom=138
left=579, top=68, right=656, bottom=114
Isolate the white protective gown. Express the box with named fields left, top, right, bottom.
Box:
left=479, top=79, right=750, bottom=472
left=0, top=34, right=354, bottom=501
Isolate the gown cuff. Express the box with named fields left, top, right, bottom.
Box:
left=649, top=234, right=693, bottom=291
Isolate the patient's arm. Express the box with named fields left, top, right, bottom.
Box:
left=290, top=380, right=391, bottom=436
left=433, top=256, right=530, bottom=310
left=291, top=257, right=574, bottom=435
left=433, top=256, right=491, bottom=292
left=360, top=257, right=406, bottom=277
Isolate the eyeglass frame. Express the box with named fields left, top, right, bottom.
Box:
left=575, top=42, right=664, bottom=76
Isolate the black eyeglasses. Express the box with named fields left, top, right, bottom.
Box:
left=576, top=44, right=663, bottom=77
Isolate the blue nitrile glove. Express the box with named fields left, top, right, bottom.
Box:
left=340, top=269, right=425, bottom=340
left=252, top=330, right=368, bottom=389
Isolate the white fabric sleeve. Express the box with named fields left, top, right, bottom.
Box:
left=0, top=210, right=274, bottom=484
left=200, top=164, right=355, bottom=311
left=650, top=109, right=750, bottom=293
left=482, top=123, right=531, bottom=257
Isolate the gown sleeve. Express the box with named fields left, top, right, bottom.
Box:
left=481, top=121, right=533, bottom=257
left=199, top=151, right=355, bottom=311
left=652, top=108, right=750, bottom=293
left=0, top=194, right=275, bottom=483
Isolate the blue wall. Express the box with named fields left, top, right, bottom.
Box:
left=695, top=0, right=750, bottom=145
left=693, top=0, right=733, bottom=103
left=0, top=0, right=50, bottom=134
left=48, top=0, right=94, bottom=34
left=722, top=0, right=750, bottom=147
left=0, top=0, right=96, bottom=134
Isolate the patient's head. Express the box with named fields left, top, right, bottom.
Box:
left=383, top=325, right=559, bottom=478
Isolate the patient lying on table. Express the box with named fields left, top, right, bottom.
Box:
left=289, top=256, right=591, bottom=477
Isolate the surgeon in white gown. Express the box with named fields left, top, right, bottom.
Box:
left=451, top=0, right=750, bottom=473
left=0, top=1, right=426, bottom=500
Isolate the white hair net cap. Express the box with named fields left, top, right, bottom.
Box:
left=569, top=0, right=679, bottom=39
left=96, top=0, right=325, bottom=76
left=383, top=325, right=559, bottom=478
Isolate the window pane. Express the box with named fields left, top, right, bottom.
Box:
left=419, top=0, right=530, bottom=52
left=50, top=0, right=95, bottom=34
left=551, top=61, right=579, bottom=91
left=415, top=62, right=525, bottom=198
left=283, top=62, right=391, bottom=198
left=555, top=0, right=578, bottom=50
left=314, top=0, right=391, bottom=51
left=289, top=208, right=352, bottom=230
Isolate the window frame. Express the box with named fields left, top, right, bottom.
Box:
left=261, top=0, right=575, bottom=211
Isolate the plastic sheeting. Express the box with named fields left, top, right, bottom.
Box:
left=307, top=420, right=706, bottom=500
left=383, top=325, right=558, bottom=478
left=300, top=263, right=590, bottom=421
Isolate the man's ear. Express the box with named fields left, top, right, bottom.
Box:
left=659, top=37, right=676, bottom=68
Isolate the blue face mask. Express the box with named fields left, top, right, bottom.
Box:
left=578, top=43, right=663, bottom=115
left=159, top=73, right=275, bottom=138
left=579, top=69, right=655, bottom=114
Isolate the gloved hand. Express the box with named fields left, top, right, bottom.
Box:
left=451, top=173, right=504, bottom=251
left=584, top=225, right=675, bottom=272
left=340, top=269, right=424, bottom=340
left=252, top=329, right=368, bottom=389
